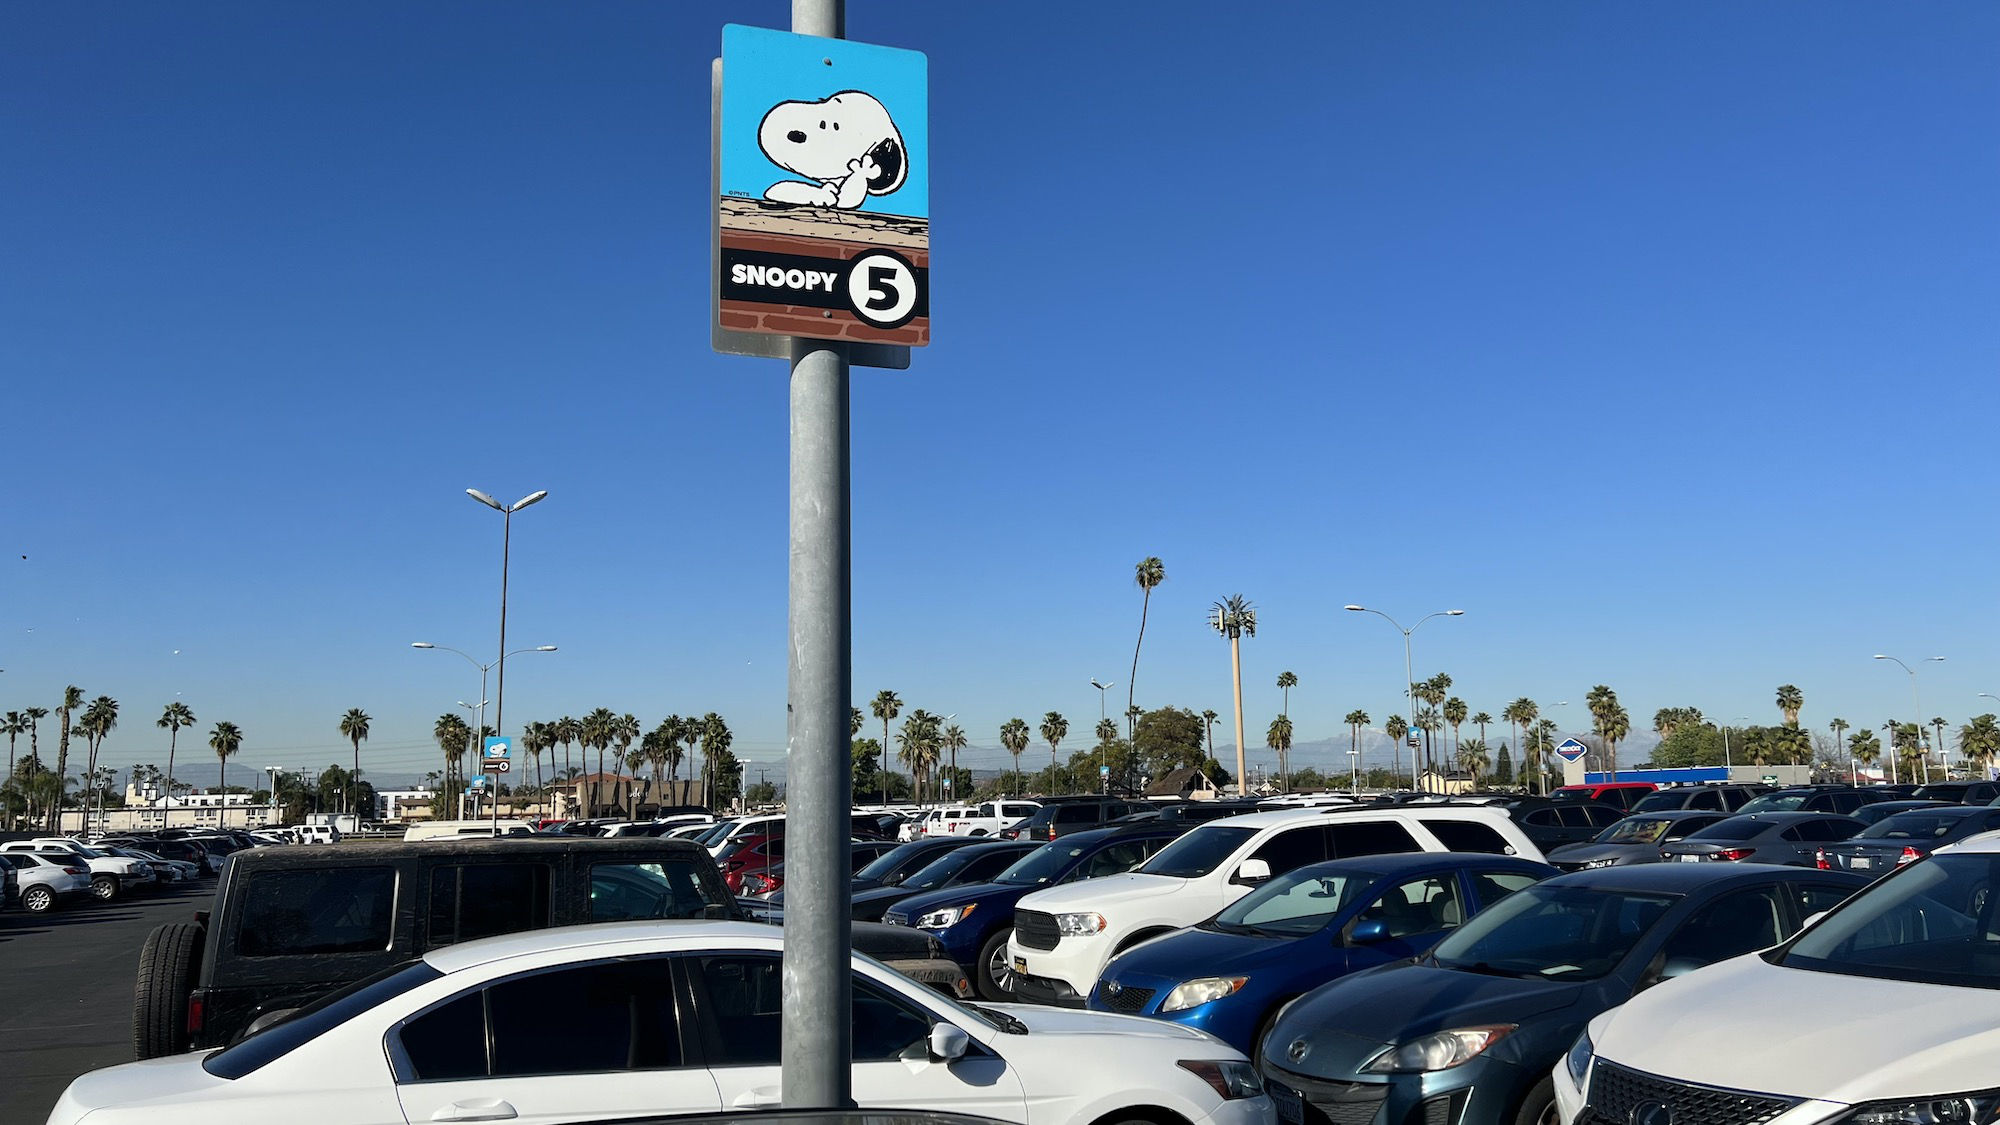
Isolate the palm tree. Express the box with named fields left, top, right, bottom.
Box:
left=77, top=696, right=119, bottom=827
left=1459, top=740, right=1491, bottom=787
left=1344, top=710, right=1370, bottom=782
left=1418, top=674, right=1452, bottom=773
left=557, top=716, right=581, bottom=790
left=1208, top=595, right=1257, bottom=797
left=1849, top=729, right=1882, bottom=781
left=1828, top=718, right=1850, bottom=776
left=0, top=711, right=23, bottom=829
left=942, top=723, right=968, bottom=801
left=1526, top=719, right=1558, bottom=792
left=1039, top=712, right=1069, bottom=795
left=1128, top=557, right=1167, bottom=746
left=209, top=721, right=243, bottom=823
left=1931, top=717, right=1949, bottom=777
left=1775, top=685, right=1804, bottom=725
left=999, top=718, right=1030, bottom=796
left=1502, top=698, right=1539, bottom=792
left=1277, top=671, right=1298, bottom=721
left=1958, top=715, right=2000, bottom=779
left=337, top=708, right=371, bottom=820
left=699, top=713, right=732, bottom=811
left=1443, top=697, right=1468, bottom=767
left=1265, top=715, right=1294, bottom=790
left=156, top=701, right=196, bottom=828
left=1472, top=710, right=1492, bottom=747
left=434, top=713, right=470, bottom=810
left=1415, top=708, right=1442, bottom=780
left=1585, top=686, right=1620, bottom=780
left=50, top=685, right=83, bottom=831
left=1602, top=704, right=1631, bottom=780
left=580, top=708, right=618, bottom=814
left=1201, top=709, right=1219, bottom=763
left=615, top=713, right=641, bottom=815
left=870, top=690, right=903, bottom=806
left=678, top=718, right=702, bottom=803
left=897, top=712, right=940, bottom=802
left=20, top=706, right=47, bottom=828
left=1892, top=723, right=1925, bottom=780
left=1384, top=715, right=1409, bottom=786
left=658, top=715, right=688, bottom=793
left=522, top=721, right=549, bottom=804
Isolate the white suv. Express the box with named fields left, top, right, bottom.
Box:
left=1556, top=832, right=2000, bottom=1125
left=1, top=838, right=153, bottom=901
left=947, top=800, right=1043, bottom=837
left=1008, top=806, right=1544, bottom=1005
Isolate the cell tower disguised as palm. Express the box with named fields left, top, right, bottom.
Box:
left=1208, top=595, right=1257, bottom=797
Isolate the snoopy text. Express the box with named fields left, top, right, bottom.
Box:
left=730, top=263, right=841, bottom=293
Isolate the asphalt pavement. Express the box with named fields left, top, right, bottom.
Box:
left=0, top=881, right=215, bottom=1125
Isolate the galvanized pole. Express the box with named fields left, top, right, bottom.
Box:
left=783, top=2, right=853, bottom=1109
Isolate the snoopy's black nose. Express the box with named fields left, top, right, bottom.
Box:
left=786, top=129, right=807, bottom=143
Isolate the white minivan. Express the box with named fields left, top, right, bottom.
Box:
left=1556, top=832, right=2000, bottom=1125
left=1008, top=805, right=1544, bottom=1005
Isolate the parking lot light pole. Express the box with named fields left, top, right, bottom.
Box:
left=1875, top=655, right=1944, bottom=784
left=1090, top=679, right=1114, bottom=793
left=1345, top=606, right=1463, bottom=784
left=467, top=489, right=548, bottom=746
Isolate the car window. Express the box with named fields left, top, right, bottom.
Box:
left=1329, top=819, right=1424, bottom=858
left=1426, top=819, right=1517, bottom=854
left=1554, top=806, right=1596, bottom=829
left=1523, top=809, right=1560, bottom=827
left=1687, top=818, right=1769, bottom=842
left=493, top=959, right=682, bottom=1075
left=1360, top=874, right=1464, bottom=938
left=588, top=862, right=723, bottom=922
left=687, top=955, right=932, bottom=1065
left=237, top=867, right=396, bottom=956
left=1218, top=869, right=1361, bottom=935
left=428, top=864, right=551, bottom=947
left=209, top=961, right=444, bottom=1080
left=1602, top=818, right=1670, bottom=845
left=1431, top=885, right=1678, bottom=980
left=851, top=976, right=934, bottom=1061
left=398, top=992, right=489, bottom=1081
left=1660, top=886, right=1787, bottom=967
left=1471, top=870, right=1542, bottom=906
left=1251, top=826, right=1330, bottom=874
left=1078, top=839, right=1155, bottom=879
left=1860, top=814, right=1968, bottom=841
left=1055, top=805, right=1098, bottom=825
left=955, top=847, right=1028, bottom=883
left=1139, top=825, right=1259, bottom=878
left=1795, top=883, right=1857, bottom=918
left=1689, top=789, right=1723, bottom=810
left=1585, top=806, right=1627, bottom=827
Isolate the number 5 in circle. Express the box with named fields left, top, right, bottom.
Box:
left=845, top=250, right=921, bottom=329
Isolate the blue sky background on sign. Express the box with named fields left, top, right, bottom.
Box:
left=720, top=23, right=928, bottom=218
left=2, top=2, right=1996, bottom=786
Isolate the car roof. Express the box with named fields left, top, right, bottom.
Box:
left=424, top=919, right=780, bottom=975
left=1623, top=809, right=1732, bottom=821
left=221, top=836, right=712, bottom=868
left=1709, top=811, right=1855, bottom=825
left=1289, top=852, right=1553, bottom=880
left=1544, top=860, right=1866, bottom=893
left=1179, top=804, right=1516, bottom=832
left=1882, top=805, right=1986, bottom=819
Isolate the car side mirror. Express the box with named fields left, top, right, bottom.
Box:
left=929, top=1022, right=970, bottom=1062
left=1641, top=955, right=1704, bottom=989
left=1348, top=919, right=1390, bottom=945
left=1233, top=858, right=1272, bottom=886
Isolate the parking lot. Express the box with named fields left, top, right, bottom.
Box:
left=0, top=883, right=214, bottom=1125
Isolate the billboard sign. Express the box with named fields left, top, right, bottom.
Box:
left=715, top=24, right=929, bottom=351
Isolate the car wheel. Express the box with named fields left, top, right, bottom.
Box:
left=89, top=875, right=119, bottom=902
left=21, top=885, right=54, bottom=913
left=134, top=921, right=206, bottom=1059
left=1514, top=1077, right=1559, bottom=1125
left=976, top=929, right=1016, bottom=1002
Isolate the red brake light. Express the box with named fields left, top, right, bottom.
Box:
left=1899, top=846, right=1922, bottom=865
left=1716, top=848, right=1755, bottom=861
left=186, top=992, right=205, bottom=1034
left=1815, top=848, right=1831, bottom=871
left=65, top=865, right=86, bottom=875
left=1047, top=824, right=1056, bottom=840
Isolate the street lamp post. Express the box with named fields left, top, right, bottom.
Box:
left=1345, top=605, right=1464, bottom=787
left=1347, top=748, right=1360, bottom=792
left=414, top=642, right=556, bottom=815
left=1090, top=679, right=1115, bottom=794
left=1875, top=655, right=1944, bottom=785
left=466, top=488, right=549, bottom=745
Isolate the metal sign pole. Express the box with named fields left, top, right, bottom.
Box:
left=783, top=1, right=853, bottom=1110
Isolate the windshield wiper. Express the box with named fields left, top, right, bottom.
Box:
left=1439, top=960, right=1525, bottom=978
left=964, top=1003, right=1027, bottom=1034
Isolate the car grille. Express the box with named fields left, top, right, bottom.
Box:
left=1586, top=1062, right=1799, bottom=1125
left=1269, top=1066, right=1391, bottom=1125
left=1095, top=981, right=1155, bottom=1013
left=1015, top=909, right=1061, bottom=950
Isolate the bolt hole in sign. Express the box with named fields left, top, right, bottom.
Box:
left=715, top=24, right=929, bottom=350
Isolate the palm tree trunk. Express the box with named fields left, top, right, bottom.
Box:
left=1128, top=589, right=1152, bottom=746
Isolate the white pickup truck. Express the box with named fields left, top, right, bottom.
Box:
left=941, top=799, right=1043, bottom=838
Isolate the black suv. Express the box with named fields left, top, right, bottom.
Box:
left=1738, top=786, right=1886, bottom=815
left=1000, top=797, right=1153, bottom=840
left=1629, top=785, right=1767, bottom=813
left=133, top=837, right=963, bottom=1058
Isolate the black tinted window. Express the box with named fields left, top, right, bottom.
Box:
left=693, top=955, right=784, bottom=1065
left=1055, top=805, right=1100, bottom=824
left=1426, top=820, right=1515, bottom=855
left=852, top=978, right=932, bottom=1060
left=1329, top=820, right=1423, bottom=858
left=399, top=992, right=487, bottom=1080
left=1555, top=806, right=1595, bottom=828
left=238, top=867, right=395, bottom=956
left=428, top=864, right=551, bottom=947
left=589, top=862, right=723, bottom=922
left=488, top=960, right=682, bottom=1075
left=208, top=961, right=442, bottom=1080
left=1523, top=809, right=1560, bottom=827
left=957, top=848, right=1028, bottom=882
left=1252, top=827, right=1329, bottom=873
left=1660, top=886, right=1786, bottom=966
left=1688, top=790, right=1722, bottom=810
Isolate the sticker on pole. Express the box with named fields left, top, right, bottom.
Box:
left=1555, top=738, right=1589, bottom=764
left=483, top=736, right=512, bottom=774
left=715, top=24, right=929, bottom=349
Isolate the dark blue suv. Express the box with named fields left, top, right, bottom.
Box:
left=884, top=824, right=1187, bottom=1000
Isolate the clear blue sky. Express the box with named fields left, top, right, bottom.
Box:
left=4, top=2, right=1996, bottom=788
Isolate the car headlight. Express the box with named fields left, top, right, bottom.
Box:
left=916, top=903, right=976, bottom=929
left=1178, top=1059, right=1265, bottom=1100
left=1843, top=1094, right=2000, bottom=1125
left=1160, top=976, right=1251, bottom=1012
left=1564, top=1030, right=1594, bottom=1087
left=1361, top=1025, right=1517, bottom=1073
left=1056, top=911, right=1107, bottom=936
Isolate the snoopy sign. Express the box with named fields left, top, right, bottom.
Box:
left=714, top=24, right=929, bottom=355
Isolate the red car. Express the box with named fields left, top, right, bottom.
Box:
left=716, top=833, right=785, bottom=893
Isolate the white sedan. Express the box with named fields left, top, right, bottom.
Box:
left=51, top=920, right=1274, bottom=1125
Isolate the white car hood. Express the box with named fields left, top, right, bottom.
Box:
left=986, top=1002, right=1235, bottom=1047
left=1016, top=871, right=1186, bottom=912
left=1596, top=954, right=2000, bottom=1102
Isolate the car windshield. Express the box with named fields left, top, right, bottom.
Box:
left=1630, top=794, right=1684, bottom=813
left=1686, top=818, right=1769, bottom=842
left=1778, top=853, right=2000, bottom=989
left=1138, top=825, right=1259, bottom=878
left=1431, top=884, right=1678, bottom=980
left=996, top=840, right=1091, bottom=886
left=1859, top=813, right=1969, bottom=840
left=693, top=820, right=738, bottom=846
left=1739, top=794, right=1807, bottom=814
left=899, top=848, right=990, bottom=892
left=1212, top=868, right=1364, bottom=937
left=203, top=960, right=444, bottom=1079
left=1600, top=818, right=1673, bottom=845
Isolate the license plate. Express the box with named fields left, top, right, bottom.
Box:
left=1270, top=1082, right=1303, bottom=1125
left=1012, top=956, right=1027, bottom=974
left=1678, top=854, right=1701, bottom=863
left=1851, top=856, right=1872, bottom=870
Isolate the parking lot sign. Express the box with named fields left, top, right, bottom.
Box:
left=482, top=736, right=512, bottom=774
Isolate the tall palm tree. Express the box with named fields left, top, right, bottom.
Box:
left=1527, top=719, right=1558, bottom=792
left=870, top=690, right=903, bottom=806
left=1502, top=698, right=1539, bottom=792
left=699, top=713, right=731, bottom=811
left=522, top=721, right=549, bottom=804
left=1265, top=715, right=1293, bottom=790
left=678, top=718, right=702, bottom=802
left=1000, top=717, right=1030, bottom=796
left=1957, top=715, right=2000, bottom=779
left=1384, top=715, right=1409, bottom=786
left=1444, top=697, right=1468, bottom=767
left=77, top=696, right=119, bottom=827
left=896, top=711, right=932, bottom=802
left=942, top=723, right=968, bottom=801
left=1459, top=740, right=1491, bottom=788
left=557, top=716, right=580, bottom=791
left=1129, top=557, right=1166, bottom=746
left=21, top=706, right=47, bottom=828
left=1208, top=595, right=1257, bottom=797
left=1892, top=723, right=1925, bottom=780
left=1602, top=704, right=1631, bottom=781
left=1585, top=686, right=1620, bottom=780
left=0, top=711, right=23, bottom=830
left=658, top=715, right=688, bottom=794
left=1201, top=709, right=1219, bottom=764
left=1775, top=685, right=1804, bottom=725
left=1828, top=718, right=1850, bottom=775
left=209, top=721, right=243, bottom=824
left=156, top=701, right=196, bottom=828
left=434, top=714, right=470, bottom=810
left=1277, top=671, right=1298, bottom=721
left=1344, top=710, right=1370, bottom=782
left=1849, top=729, right=1882, bottom=781
left=1039, top=712, right=1069, bottom=795
left=615, top=713, right=641, bottom=815
left=50, top=685, right=83, bottom=831
left=579, top=708, right=617, bottom=815
left=339, top=709, right=371, bottom=819
left=1472, top=710, right=1492, bottom=747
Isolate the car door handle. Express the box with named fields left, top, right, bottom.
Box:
left=431, top=1099, right=518, bottom=1121
left=733, top=1089, right=783, bottom=1108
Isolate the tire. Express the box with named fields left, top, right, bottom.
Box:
left=90, top=874, right=120, bottom=902
left=1513, top=1077, right=1559, bottom=1125
left=21, top=885, right=54, bottom=913
left=976, top=928, right=1016, bottom=1002
left=133, top=921, right=205, bottom=1059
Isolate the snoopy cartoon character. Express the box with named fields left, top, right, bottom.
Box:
left=759, top=90, right=907, bottom=210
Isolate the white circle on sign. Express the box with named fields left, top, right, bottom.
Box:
left=845, top=250, right=920, bottom=328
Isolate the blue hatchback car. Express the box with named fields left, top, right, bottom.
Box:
left=884, top=824, right=1189, bottom=1000
left=1088, top=852, right=1557, bottom=1054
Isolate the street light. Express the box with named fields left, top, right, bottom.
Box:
left=466, top=488, right=548, bottom=745
left=1875, top=654, right=1944, bottom=784
left=1345, top=605, right=1463, bottom=785
left=1090, top=679, right=1115, bottom=794
left=1347, top=747, right=1360, bottom=792
left=415, top=642, right=556, bottom=810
